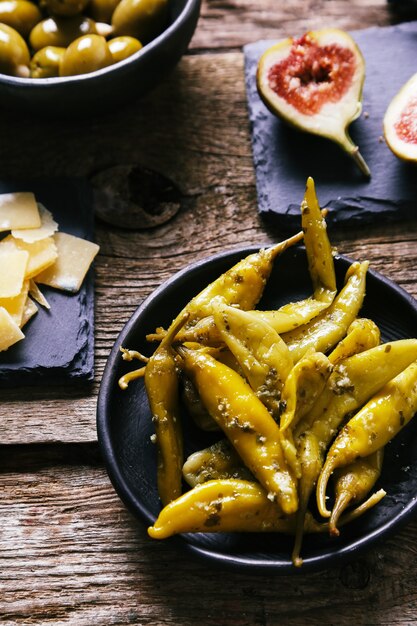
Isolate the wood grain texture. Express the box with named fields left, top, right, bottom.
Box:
left=2, top=444, right=417, bottom=626
left=192, top=0, right=395, bottom=51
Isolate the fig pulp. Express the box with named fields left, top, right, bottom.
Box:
left=384, top=72, right=417, bottom=163
left=257, top=29, right=370, bottom=177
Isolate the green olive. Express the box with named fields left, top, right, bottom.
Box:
left=59, top=33, right=113, bottom=76
left=29, top=16, right=98, bottom=51
left=0, top=0, right=42, bottom=38
left=88, top=0, right=120, bottom=23
left=108, top=35, right=142, bottom=63
left=41, top=0, right=90, bottom=17
left=30, top=45, right=65, bottom=78
left=111, top=0, right=168, bottom=44
left=0, top=22, right=30, bottom=76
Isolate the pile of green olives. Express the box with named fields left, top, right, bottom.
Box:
left=0, top=0, right=169, bottom=78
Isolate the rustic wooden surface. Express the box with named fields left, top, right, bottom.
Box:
left=1, top=0, right=417, bottom=623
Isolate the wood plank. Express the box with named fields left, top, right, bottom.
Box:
left=192, top=0, right=393, bottom=51
left=1, top=444, right=417, bottom=625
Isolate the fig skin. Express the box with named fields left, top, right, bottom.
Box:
left=256, top=28, right=370, bottom=177
left=383, top=72, right=417, bottom=163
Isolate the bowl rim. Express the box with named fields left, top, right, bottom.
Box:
left=0, top=0, right=201, bottom=87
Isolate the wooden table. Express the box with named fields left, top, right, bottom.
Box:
left=1, top=1, right=417, bottom=623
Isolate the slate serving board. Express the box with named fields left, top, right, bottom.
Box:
left=0, top=178, right=96, bottom=388
left=244, top=21, right=417, bottom=230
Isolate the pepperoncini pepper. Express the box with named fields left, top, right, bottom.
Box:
left=328, top=318, right=381, bottom=366
left=147, top=230, right=304, bottom=344
left=301, top=177, right=336, bottom=302
left=183, top=439, right=253, bottom=487
left=147, top=479, right=322, bottom=538
left=211, top=300, right=293, bottom=419
left=317, top=360, right=417, bottom=517
left=282, top=261, right=369, bottom=363
left=279, top=351, right=333, bottom=478
left=147, top=477, right=384, bottom=539
left=178, top=346, right=298, bottom=515
left=248, top=177, right=336, bottom=334
left=329, top=448, right=384, bottom=536
left=144, top=314, right=188, bottom=506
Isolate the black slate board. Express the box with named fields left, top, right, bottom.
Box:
left=0, top=178, right=96, bottom=388
left=244, top=21, right=417, bottom=230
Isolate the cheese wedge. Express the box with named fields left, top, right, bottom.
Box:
left=0, top=247, right=29, bottom=298
left=1, top=235, right=58, bottom=279
left=12, top=204, right=59, bottom=243
left=36, top=232, right=99, bottom=293
left=0, top=279, right=29, bottom=326
left=0, top=192, right=40, bottom=232
left=0, top=306, right=25, bottom=351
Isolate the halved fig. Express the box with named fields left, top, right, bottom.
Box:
left=257, top=29, right=370, bottom=176
left=383, top=72, right=417, bottom=162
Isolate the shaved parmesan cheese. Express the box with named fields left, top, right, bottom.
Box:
left=0, top=192, right=40, bottom=232
left=0, top=247, right=29, bottom=298
left=0, top=306, right=25, bottom=351
left=0, top=279, right=29, bottom=326
left=11, top=203, right=59, bottom=243
left=36, top=232, right=99, bottom=293
left=29, top=279, right=50, bottom=309
left=1, top=235, right=58, bottom=279
left=21, top=296, right=38, bottom=327
left=0, top=194, right=100, bottom=352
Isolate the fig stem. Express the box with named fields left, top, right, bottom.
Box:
left=351, top=146, right=371, bottom=178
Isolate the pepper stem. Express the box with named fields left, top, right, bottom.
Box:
left=316, top=460, right=333, bottom=518
left=267, top=229, right=304, bottom=262
left=338, top=489, right=386, bottom=527
left=329, top=491, right=353, bottom=537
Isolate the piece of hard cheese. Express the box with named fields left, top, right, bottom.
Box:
left=0, top=192, right=41, bottom=232
left=1, top=235, right=58, bottom=279
left=0, top=279, right=29, bottom=326
left=0, top=247, right=29, bottom=297
left=11, top=204, right=58, bottom=243
left=0, top=306, right=25, bottom=351
left=36, top=232, right=99, bottom=293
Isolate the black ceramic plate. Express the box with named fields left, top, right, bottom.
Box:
left=97, top=245, right=417, bottom=573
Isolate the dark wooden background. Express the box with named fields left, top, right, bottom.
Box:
left=1, top=1, right=417, bottom=623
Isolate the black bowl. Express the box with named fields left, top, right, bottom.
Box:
left=97, top=245, right=417, bottom=573
left=0, top=0, right=201, bottom=116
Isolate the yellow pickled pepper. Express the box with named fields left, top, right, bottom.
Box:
left=178, top=346, right=298, bottom=515
left=317, top=359, right=417, bottom=517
